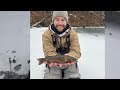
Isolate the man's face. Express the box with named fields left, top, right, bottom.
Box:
left=53, top=16, right=67, bottom=32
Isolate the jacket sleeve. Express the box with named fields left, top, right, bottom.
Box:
left=66, top=30, right=81, bottom=60
left=42, top=31, right=57, bottom=57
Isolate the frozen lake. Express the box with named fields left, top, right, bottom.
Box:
left=30, top=27, right=105, bottom=79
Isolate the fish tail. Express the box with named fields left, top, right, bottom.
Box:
left=37, top=58, right=46, bottom=65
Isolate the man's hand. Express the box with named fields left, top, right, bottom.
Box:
left=43, top=54, right=75, bottom=67
left=43, top=61, right=75, bottom=68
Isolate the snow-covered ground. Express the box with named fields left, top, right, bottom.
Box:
left=30, top=27, right=105, bottom=79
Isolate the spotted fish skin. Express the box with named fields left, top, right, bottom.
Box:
left=37, top=54, right=77, bottom=65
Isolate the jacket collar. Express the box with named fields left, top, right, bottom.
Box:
left=49, top=24, right=70, bottom=37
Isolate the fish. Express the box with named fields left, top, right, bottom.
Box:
left=14, top=64, right=22, bottom=71
left=37, top=54, right=77, bottom=65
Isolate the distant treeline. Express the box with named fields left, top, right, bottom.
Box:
left=31, top=11, right=105, bottom=27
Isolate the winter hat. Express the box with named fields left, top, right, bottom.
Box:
left=52, top=11, right=69, bottom=23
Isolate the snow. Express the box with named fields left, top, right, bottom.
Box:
left=30, top=27, right=105, bottom=79
left=0, top=12, right=30, bottom=77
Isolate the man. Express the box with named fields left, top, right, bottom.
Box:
left=42, top=11, right=81, bottom=79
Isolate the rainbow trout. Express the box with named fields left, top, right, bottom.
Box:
left=37, top=54, right=77, bottom=65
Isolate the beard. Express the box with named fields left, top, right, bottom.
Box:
left=50, top=24, right=70, bottom=34
left=55, top=25, right=66, bottom=32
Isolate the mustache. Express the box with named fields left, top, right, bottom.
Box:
left=56, top=25, right=64, bottom=26
left=56, top=25, right=65, bottom=27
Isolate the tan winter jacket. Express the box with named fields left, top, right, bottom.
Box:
left=42, top=27, right=81, bottom=60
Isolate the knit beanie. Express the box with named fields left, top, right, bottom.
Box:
left=52, top=11, right=69, bottom=23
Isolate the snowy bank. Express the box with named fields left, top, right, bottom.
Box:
left=30, top=27, right=105, bottom=79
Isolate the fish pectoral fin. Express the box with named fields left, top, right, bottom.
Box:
left=64, top=56, right=67, bottom=62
